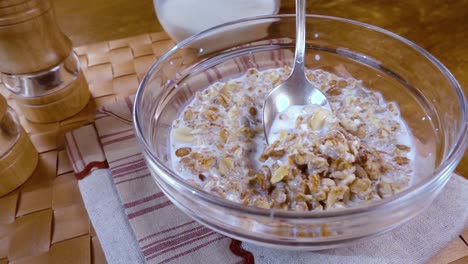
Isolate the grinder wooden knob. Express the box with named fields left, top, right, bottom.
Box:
left=0, top=94, right=39, bottom=197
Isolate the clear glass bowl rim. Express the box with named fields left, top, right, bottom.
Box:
left=133, top=14, right=468, bottom=219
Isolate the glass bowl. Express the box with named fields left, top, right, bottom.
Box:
left=133, top=15, right=468, bottom=250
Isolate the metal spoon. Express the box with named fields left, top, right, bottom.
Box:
left=263, top=0, right=331, bottom=144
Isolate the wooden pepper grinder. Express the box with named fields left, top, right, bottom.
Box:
left=0, top=0, right=90, bottom=123
left=0, top=94, right=39, bottom=197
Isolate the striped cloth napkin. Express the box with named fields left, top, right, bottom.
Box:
left=65, top=96, right=468, bottom=264
left=65, top=99, right=248, bottom=264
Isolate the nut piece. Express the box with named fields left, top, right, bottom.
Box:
left=271, top=166, right=289, bottom=184
left=218, top=93, right=230, bottom=108
left=172, top=127, right=194, bottom=143
left=268, top=149, right=286, bottom=159
left=393, top=156, right=409, bottom=165
left=219, top=158, right=234, bottom=174
left=377, top=182, right=393, bottom=198
left=308, top=174, right=320, bottom=193
left=338, top=80, right=348, bottom=88
left=183, top=109, right=194, bottom=121
left=254, top=197, right=271, bottom=209
left=327, top=87, right=342, bottom=96
left=198, top=174, right=206, bottom=181
left=355, top=164, right=369, bottom=179
left=249, top=107, right=257, bottom=116
left=326, top=186, right=346, bottom=209
left=203, top=110, right=219, bottom=121
left=350, top=178, right=371, bottom=199
left=309, top=109, right=331, bottom=130
left=361, top=151, right=381, bottom=181
left=200, top=156, right=216, bottom=170
left=175, top=147, right=192, bottom=157
left=219, top=129, right=229, bottom=144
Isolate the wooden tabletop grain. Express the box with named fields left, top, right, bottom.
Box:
left=50, top=0, right=468, bottom=263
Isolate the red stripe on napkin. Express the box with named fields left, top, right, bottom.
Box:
left=230, top=240, right=255, bottom=264
left=65, top=124, right=108, bottom=180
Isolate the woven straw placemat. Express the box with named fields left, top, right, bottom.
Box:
left=0, top=32, right=174, bottom=264
left=0, top=31, right=466, bottom=264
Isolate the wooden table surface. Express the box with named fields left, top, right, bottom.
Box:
left=48, top=0, right=467, bottom=263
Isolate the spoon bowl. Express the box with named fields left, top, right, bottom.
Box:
left=263, top=0, right=330, bottom=143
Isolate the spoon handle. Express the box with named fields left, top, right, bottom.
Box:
left=293, top=0, right=306, bottom=69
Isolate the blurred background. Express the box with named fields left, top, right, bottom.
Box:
left=52, top=0, right=468, bottom=175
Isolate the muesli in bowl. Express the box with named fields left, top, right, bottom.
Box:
left=170, top=67, right=414, bottom=212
